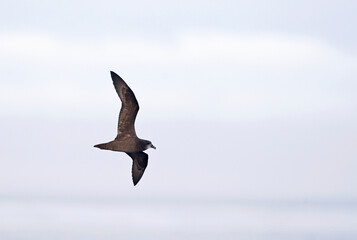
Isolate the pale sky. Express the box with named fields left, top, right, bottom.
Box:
left=1, top=0, right=356, bottom=199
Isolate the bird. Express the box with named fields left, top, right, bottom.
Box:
left=94, top=71, right=156, bottom=186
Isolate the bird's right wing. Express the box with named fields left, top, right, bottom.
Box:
left=126, top=152, right=148, bottom=186
left=111, top=71, right=139, bottom=138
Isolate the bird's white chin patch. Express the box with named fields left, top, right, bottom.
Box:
left=145, top=144, right=156, bottom=150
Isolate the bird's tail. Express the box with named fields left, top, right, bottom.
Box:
left=94, top=142, right=114, bottom=150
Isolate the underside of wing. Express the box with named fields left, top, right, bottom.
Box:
left=111, top=71, right=139, bottom=137
left=126, top=152, right=148, bottom=186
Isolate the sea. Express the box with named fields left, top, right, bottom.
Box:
left=0, top=194, right=356, bottom=240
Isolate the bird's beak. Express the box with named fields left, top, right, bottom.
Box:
left=151, top=144, right=156, bottom=149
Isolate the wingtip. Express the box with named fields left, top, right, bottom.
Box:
left=110, top=71, right=124, bottom=83
left=132, top=172, right=143, bottom=186
left=110, top=71, right=116, bottom=77
left=132, top=178, right=139, bottom=186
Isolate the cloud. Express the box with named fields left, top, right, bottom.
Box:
left=0, top=31, right=354, bottom=67
left=0, top=31, right=356, bottom=121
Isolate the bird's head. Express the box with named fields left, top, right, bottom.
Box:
left=145, top=141, right=156, bottom=150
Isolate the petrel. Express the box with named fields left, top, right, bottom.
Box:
left=94, top=71, right=156, bottom=186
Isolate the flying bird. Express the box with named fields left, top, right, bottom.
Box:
left=94, top=71, right=156, bottom=186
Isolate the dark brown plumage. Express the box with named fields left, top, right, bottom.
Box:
left=94, top=71, right=156, bottom=186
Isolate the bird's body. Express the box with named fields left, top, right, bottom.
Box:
left=94, top=71, right=155, bottom=186
left=95, top=137, right=151, bottom=153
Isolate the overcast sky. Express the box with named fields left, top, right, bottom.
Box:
left=0, top=0, right=356, bottom=199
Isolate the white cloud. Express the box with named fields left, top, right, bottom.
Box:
left=0, top=31, right=356, bottom=121
left=0, top=31, right=354, bottom=67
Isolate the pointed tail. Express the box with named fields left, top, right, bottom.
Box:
left=94, top=142, right=113, bottom=150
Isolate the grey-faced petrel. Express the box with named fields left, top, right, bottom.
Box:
left=94, top=71, right=156, bottom=186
